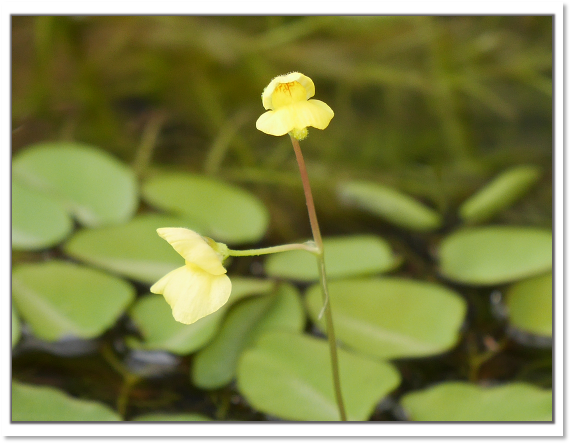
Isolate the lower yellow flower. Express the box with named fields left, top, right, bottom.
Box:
left=150, top=227, right=232, bottom=324
left=256, top=72, right=334, bottom=140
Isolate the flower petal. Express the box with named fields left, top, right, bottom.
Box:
left=151, top=264, right=232, bottom=324
left=256, top=99, right=335, bottom=136
left=291, top=100, right=334, bottom=130
left=262, top=72, right=315, bottom=110
left=256, top=109, right=295, bottom=136
left=156, top=227, right=226, bottom=275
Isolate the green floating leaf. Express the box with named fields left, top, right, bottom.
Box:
left=506, top=272, right=552, bottom=338
left=12, top=142, right=138, bottom=227
left=127, top=278, right=274, bottom=355
left=12, top=180, right=74, bottom=251
left=192, top=284, right=304, bottom=389
left=227, top=277, right=276, bottom=305
left=12, top=381, right=121, bottom=421
left=460, top=165, right=541, bottom=224
left=142, top=173, right=269, bottom=244
left=12, top=306, right=21, bottom=348
left=237, top=331, right=401, bottom=421
left=12, top=261, right=135, bottom=341
left=265, top=235, right=401, bottom=282
left=400, top=382, right=552, bottom=421
left=127, top=294, right=224, bottom=355
left=132, top=412, right=211, bottom=421
left=65, top=213, right=200, bottom=285
left=338, top=181, right=442, bottom=231
left=439, top=226, right=552, bottom=285
left=306, top=278, right=466, bottom=360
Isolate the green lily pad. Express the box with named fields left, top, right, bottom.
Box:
left=226, top=277, right=276, bottom=305
left=460, top=165, right=541, bottom=224
left=12, top=306, right=21, bottom=348
left=439, top=226, right=552, bottom=285
left=12, top=142, right=138, bottom=227
left=127, top=278, right=275, bottom=355
left=12, top=381, right=121, bottom=421
left=338, top=181, right=442, bottom=231
left=506, top=272, right=552, bottom=337
left=64, top=214, right=202, bottom=285
left=12, top=261, right=135, bottom=341
left=400, top=382, right=552, bottom=421
left=306, top=277, right=466, bottom=360
left=127, top=294, right=225, bottom=355
left=264, top=235, right=401, bottom=282
left=132, top=412, right=211, bottom=421
left=142, top=173, right=269, bottom=244
left=12, top=179, right=74, bottom=250
left=192, top=284, right=304, bottom=389
left=237, top=331, right=401, bottom=421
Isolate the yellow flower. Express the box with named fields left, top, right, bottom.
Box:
left=256, top=72, right=334, bottom=140
left=150, top=227, right=231, bottom=324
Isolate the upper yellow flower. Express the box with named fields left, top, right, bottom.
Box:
left=150, top=227, right=231, bottom=324
left=256, top=72, right=334, bottom=140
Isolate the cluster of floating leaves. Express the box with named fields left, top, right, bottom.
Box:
left=12, top=142, right=551, bottom=421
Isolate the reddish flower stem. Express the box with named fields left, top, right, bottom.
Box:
left=290, top=134, right=347, bottom=421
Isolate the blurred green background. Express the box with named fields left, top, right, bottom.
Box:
left=11, top=16, right=552, bottom=422
left=13, top=16, right=552, bottom=210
